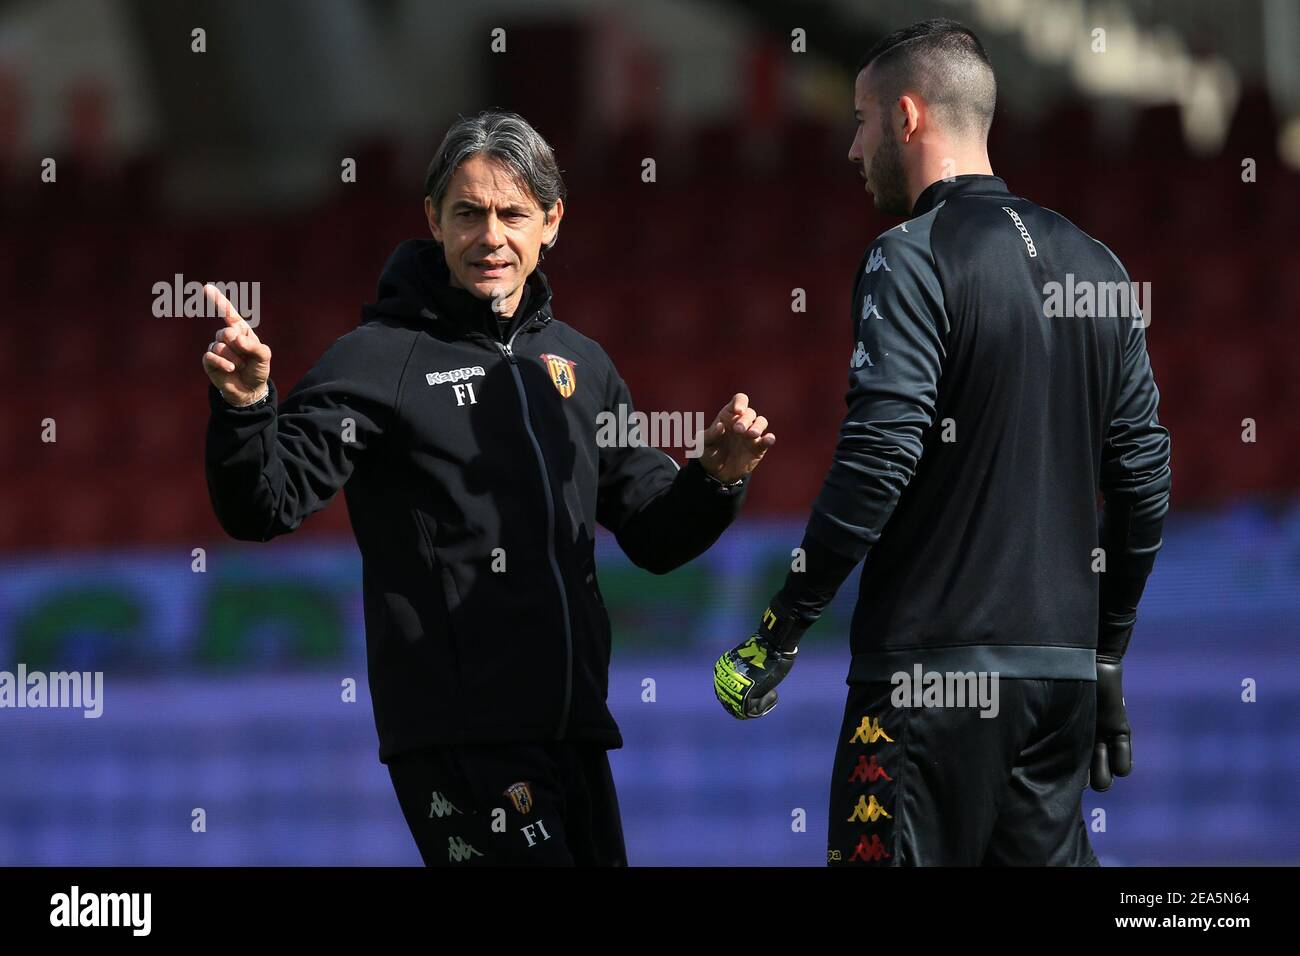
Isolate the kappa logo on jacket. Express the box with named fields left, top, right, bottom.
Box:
left=426, top=366, right=485, bottom=386
left=539, top=353, right=577, bottom=398
left=864, top=246, right=891, bottom=274
left=427, top=365, right=484, bottom=406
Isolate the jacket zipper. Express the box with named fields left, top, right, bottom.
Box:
left=498, top=320, right=574, bottom=740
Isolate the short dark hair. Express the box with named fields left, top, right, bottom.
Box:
left=856, top=18, right=996, bottom=140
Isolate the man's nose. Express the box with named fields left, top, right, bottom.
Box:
left=481, top=210, right=504, bottom=247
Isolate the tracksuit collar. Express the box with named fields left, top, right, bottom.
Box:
left=911, top=174, right=1010, bottom=217
left=366, top=238, right=553, bottom=341
left=423, top=243, right=553, bottom=341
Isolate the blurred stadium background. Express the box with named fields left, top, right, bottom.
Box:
left=1, top=0, right=1298, bottom=865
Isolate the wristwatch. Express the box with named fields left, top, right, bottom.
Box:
left=697, top=461, right=747, bottom=491
left=225, top=386, right=270, bottom=409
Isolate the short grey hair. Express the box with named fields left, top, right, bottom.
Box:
left=424, top=111, right=567, bottom=249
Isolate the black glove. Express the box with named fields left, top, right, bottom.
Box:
left=1090, top=656, right=1133, bottom=792
left=713, top=601, right=807, bottom=719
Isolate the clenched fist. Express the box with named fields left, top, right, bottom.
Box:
left=201, top=284, right=272, bottom=406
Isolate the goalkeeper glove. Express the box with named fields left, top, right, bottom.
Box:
left=713, top=599, right=807, bottom=719
left=1090, top=656, right=1133, bottom=791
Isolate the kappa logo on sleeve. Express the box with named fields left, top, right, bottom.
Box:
left=861, top=292, right=884, bottom=323
left=851, top=341, right=872, bottom=370
left=864, top=246, right=891, bottom=274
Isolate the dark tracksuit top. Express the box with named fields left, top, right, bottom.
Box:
left=205, top=239, right=748, bottom=761
left=780, top=175, right=1172, bottom=678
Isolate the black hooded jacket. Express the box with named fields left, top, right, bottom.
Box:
left=205, top=239, right=748, bottom=761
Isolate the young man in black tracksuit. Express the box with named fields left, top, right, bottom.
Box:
left=202, top=111, right=775, bottom=866
left=715, top=21, right=1171, bottom=865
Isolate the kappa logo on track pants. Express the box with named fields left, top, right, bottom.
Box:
left=387, top=741, right=627, bottom=867
left=826, top=678, right=1101, bottom=866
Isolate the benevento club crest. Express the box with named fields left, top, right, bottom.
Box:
left=539, top=353, right=576, bottom=398
left=504, top=781, right=535, bottom=815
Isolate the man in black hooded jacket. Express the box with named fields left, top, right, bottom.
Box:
left=201, top=111, right=776, bottom=866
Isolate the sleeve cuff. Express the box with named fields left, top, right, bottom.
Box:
left=209, top=380, right=275, bottom=413
left=684, top=457, right=748, bottom=497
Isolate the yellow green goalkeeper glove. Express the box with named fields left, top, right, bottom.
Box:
left=713, top=600, right=806, bottom=719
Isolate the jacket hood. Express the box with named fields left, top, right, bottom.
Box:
left=362, top=238, right=554, bottom=331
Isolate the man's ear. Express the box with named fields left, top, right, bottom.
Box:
left=542, top=198, right=564, bottom=248
left=898, top=94, right=921, bottom=144
left=425, top=196, right=443, bottom=243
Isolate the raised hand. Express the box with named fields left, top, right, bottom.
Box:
left=698, top=392, right=775, bottom=484
left=201, top=284, right=272, bottom=406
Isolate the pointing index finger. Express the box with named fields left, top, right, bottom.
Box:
left=204, top=283, right=248, bottom=332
